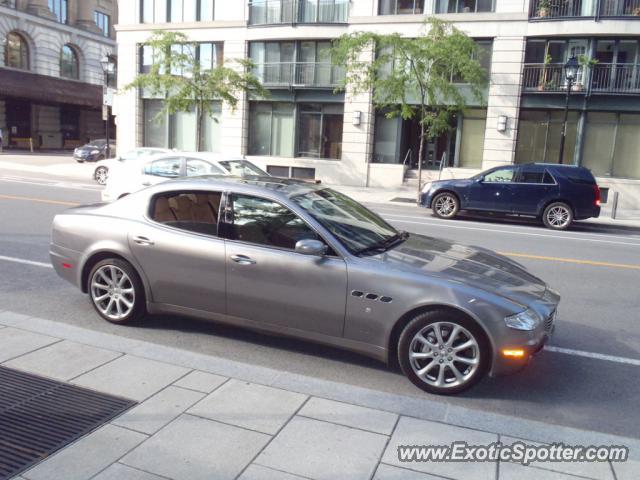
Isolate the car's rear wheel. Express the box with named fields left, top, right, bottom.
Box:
left=398, top=310, right=489, bottom=395
left=94, top=166, right=109, bottom=185
left=88, top=259, right=145, bottom=324
left=432, top=193, right=459, bottom=219
left=542, top=202, right=573, bottom=230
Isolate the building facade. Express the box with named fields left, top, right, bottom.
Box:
left=115, top=0, right=640, bottom=207
left=0, top=0, right=117, bottom=150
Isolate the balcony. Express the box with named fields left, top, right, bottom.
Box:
left=253, top=62, right=346, bottom=88
left=248, top=0, right=349, bottom=25
left=529, top=0, right=640, bottom=18
left=522, top=63, right=640, bottom=94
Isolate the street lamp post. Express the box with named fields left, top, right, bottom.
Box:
left=558, top=56, right=579, bottom=165
left=100, top=56, right=115, bottom=159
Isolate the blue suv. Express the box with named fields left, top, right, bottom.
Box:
left=420, top=164, right=601, bottom=230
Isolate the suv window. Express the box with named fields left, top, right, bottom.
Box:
left=483, top=167, right=516, bottom=183
left=186, top=158, right=225, bottom=176
left=145, top=157, right=182, bottom=177
left=150, top=191, right=222, bottom=236
left=230, top=194, right=320, bottom=250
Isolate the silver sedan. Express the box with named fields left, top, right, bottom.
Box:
left=50, top=177, right=559, bottom=395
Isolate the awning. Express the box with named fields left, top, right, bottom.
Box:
left=0, top=68, right=102, bottom=108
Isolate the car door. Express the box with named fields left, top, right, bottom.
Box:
left=223, top=192, right=347, bottom=337
left=511, top=166, right=557, bottom=215
left=141, top=156, right=184, bottom=187
left=465, top=166, right=518, bottom=212
left=128, top=189, right=226, bottom=314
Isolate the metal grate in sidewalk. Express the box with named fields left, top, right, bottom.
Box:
left=0, top=365, right=136, bottom=480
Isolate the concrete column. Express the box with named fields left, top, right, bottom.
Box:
left=220, top=40, right=248, bottom=156
left=481, top=36, right=526, bottom=170
left=76, top=0, right=101, bottom=34
left=27, top=0, right=56, bottom=19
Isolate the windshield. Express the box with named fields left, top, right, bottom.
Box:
left=291, top=189, right=399, bottom=255
left=219, top=160, right=268, bottom=177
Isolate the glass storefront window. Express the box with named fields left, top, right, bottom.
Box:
left=144, top=100, right=168, bottom=148
left=515, top=110, right=577, bottom=165
left=248, top=103, right=295, bottom=157
left=373, top=114, right=399, bottom=163
left=613, top=114, right=640, bottom=179
left=582, top=112, right=616, bottom=177
left=459, top=110, right=486, bottom=168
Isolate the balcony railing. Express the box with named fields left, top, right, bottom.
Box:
left=253, top=62, right=345, bottom=88
left=248, top=0, right=349, bottom=25
left=530, top=0, right=640, bottom=17
left=523, top=63, right=640, bottom=94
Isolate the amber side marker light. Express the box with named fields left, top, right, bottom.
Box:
left=502, top=349, right=526, bottom=358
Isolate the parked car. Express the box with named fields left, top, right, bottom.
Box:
left=420, top=163, right=601, bottom=230
left=73, top=139, right=116, bottom=163
left=93, top=148, right=171, bottom=185
left=101, top=152, right=269, bottom=202
left=51, top=177, right=559, bottom=395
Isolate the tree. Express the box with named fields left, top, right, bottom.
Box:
left=332, top=19, right=488, bottom=197
left=124, top=31, right=268, bottom=151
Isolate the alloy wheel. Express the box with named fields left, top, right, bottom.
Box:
left=90, top=265, right=136, bottom=321
left=434, top=195, right=457, bottom=218
left=95, top=167, right=108, bottom=185
left=408, top=321, right=480, bottom=389
left=546, top=206, right=571, bottom=229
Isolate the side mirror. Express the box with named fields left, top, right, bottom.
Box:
left=295, top=239, right=328, bottom=256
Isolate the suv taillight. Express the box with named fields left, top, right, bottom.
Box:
left=593, top=184, right=601, bottom=207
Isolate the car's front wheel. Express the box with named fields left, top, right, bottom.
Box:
left=398, top=310, right=489, bottom=395
left=88, top=258, right=146, bottom=324
left=431, top=192, right=460, bottom=219
left=94, top=166, right=109, bottom=185
left=542, top=202, right=573, bottom=230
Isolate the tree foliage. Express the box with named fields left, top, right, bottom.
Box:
left=124, top=31, right=268, bottom=151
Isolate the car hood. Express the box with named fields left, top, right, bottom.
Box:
left=429, top=178, right=473, bottom=189
left=371, top=233, right=546, bottom=305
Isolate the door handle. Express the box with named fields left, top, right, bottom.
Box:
left=133, top=235, right=154, bottom=246
left=230, top=254, right=256, bottom=265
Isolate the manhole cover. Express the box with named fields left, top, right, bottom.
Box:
left=0, top=366, right=136, bottom=480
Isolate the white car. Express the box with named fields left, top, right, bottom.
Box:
left=93, top=148, right=171, bottom=185
left=101, top=152, right=269, bottom=202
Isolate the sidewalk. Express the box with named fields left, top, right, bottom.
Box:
left=0, top=310, right=637, bottom=480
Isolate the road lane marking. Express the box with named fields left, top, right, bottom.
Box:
left=0, top=255, right=53, bottom=269
left=498, top=252, right=640, bottom=271
left=0, top=194, right=78, bottom=206
left=546, top=346, right=640, bottom=367
left=0, top=177, right=101, bottom=191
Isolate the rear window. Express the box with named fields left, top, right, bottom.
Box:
left=556, top=167, right=596, bottom=185
left=150, top=191, right=222, bottom=237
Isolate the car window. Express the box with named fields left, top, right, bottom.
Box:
left=517, top=168, right=545, bottom=184
left=483, top=167, right=516, bottom=183
left=186, top=158, right=225, bottom=176
left=230, top=194, right=320, bottom=250
left=144, top=157, right=182, bottom=178
left=119, top=150, right=140, bottom=161
left=150, top=191, right=222, bottom=236
left=542, top=170, right=556, bottom=184
left=219, top=160, right=268, bottom=177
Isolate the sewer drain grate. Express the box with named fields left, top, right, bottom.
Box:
left=0, top=365, right=136, bottom=480
left=390, top=197, right=417, bottom=204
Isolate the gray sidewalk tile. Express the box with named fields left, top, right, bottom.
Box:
left=0, top=311, right=31, bottom=325
left=71, top=355, right=189, bottom=401
left=92, top=463, right=166, bottom=480
left=499, top=462, right=594, bottom=479
left=374, top=464, right=443, bottom=479
left=382, top=416, right=498, bottom=480
left=121, top=413, right=270, bottom=480
left=255, top=416, right=388, bottom=480
left=187, top=379, right=307, bottom=435
left=501, top=436, right=614, bottom=480
left=298, top=397, right=398, bottom=435
left=612, top=458, right=640, bottom=480
left=0, top=327, right=58, bottom=363
left=4, top=340, right=120, bottom=381
left=22, top=424, right=146, bottom=480
left=238, top=464, right=309, bottom=480
left=113, top=385, right=205, bottom=435
left=172, top=369, right=228, bottom=393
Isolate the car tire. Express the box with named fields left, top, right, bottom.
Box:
left=76, top=159, right=84, bottom=163
left=431, top=192, right=460, bottom=219
left=88, top=258, right=146, bottom=325
left=398, top=310, right=489, bottom=395
left=94, top=166, right=109, bottom=185
left=542, top=202, right=573, bottom=230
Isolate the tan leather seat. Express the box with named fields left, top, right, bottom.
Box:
left=169, top=195, right=195, bottom=221
left=154, top=197, right=177, bottom=223
left=192, top=194, right=216, bottom=224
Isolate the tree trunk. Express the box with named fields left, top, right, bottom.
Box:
left=416, top=104, right=426, bottom=203
left=196, top=101, right=204, bottom=152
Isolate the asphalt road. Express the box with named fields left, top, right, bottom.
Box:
left=1, top=172, right=639, bottom=439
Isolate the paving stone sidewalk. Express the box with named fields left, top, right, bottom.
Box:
left=0, top=310, right=637, bottom=480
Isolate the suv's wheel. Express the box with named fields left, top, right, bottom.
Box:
left=94, top=166, right=109, bottom=185
left=432, top=192, right=459, bottom=219
left=542, top=202, right=573, bottom=230
left=88, top=258, right=146, bottom=324
left=398, top=310, right=489, bottom=395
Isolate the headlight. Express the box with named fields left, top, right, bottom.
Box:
left=421, top=182, right=433, bottom=193
left=504, top=308, right=541, bottom=331
left=91, top=149, right=100, bottom=155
